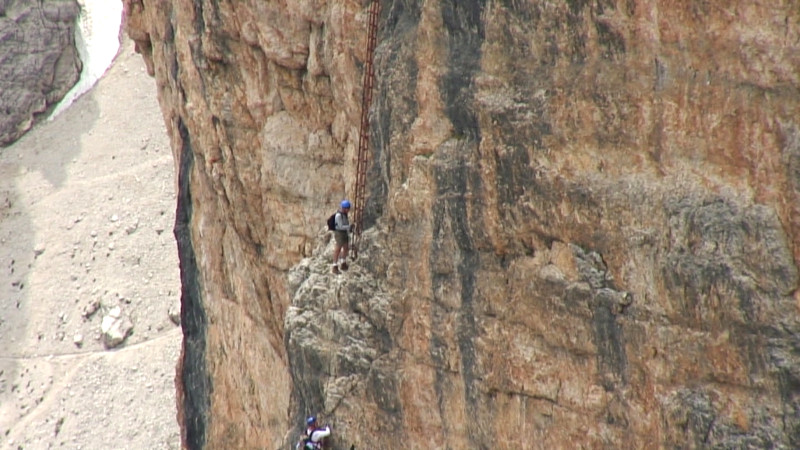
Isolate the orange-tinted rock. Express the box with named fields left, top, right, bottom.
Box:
left=125, top=0, right=800, bottom=448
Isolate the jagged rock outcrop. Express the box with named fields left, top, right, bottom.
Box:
left=124, top=0, right=800, bottom=448
left=0, top=0, right=82, bottom=146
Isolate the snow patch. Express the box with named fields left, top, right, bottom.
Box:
left=49, top=0, right=123, bottom=119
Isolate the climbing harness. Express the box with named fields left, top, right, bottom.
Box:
left=351, top=0, right=380, bottom=259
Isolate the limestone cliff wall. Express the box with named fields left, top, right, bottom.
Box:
left=124, top=0, right=800, bottom=448
left=0, top=0, right=82, bottom=146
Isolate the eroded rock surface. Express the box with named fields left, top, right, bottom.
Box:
left=0, top=0, right=82, bottom=145
left=125, top=0, right=800, bottom=448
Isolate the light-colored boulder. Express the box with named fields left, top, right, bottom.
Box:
left=100, top=306, right=133, bottom=349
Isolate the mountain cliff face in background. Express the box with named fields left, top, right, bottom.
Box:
left=0, top=0, right=81, bottom=145
left=124, top=0, right=800, bottom=448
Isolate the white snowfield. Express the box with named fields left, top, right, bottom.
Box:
left=50, top=0, right=123, bottom=119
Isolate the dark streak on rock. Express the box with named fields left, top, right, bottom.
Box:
left=174, top=118, right=211, bottom=450
left=286, top=340, right=328, bottom=428
left=429, top=140, right=488, bottom=449
left=367, top=0, right=421, bottom=229
left=440, top=0, right=485, bottom=141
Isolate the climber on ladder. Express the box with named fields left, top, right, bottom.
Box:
left=328, top=199, right=353, bottom=274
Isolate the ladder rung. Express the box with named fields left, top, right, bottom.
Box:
left=353, top=0, right=380, bottom=242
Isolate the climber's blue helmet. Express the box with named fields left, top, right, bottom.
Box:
left=306, top=415, right=316, bottom=426
left=341, top=200, right=351, bottom=209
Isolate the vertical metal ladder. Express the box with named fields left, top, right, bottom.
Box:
left=352, top=0, right=380, bottom=257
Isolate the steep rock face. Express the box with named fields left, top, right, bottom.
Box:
left=124, top=0, right=800, bottom=448
left=0, top=0, right=82, bottom=146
